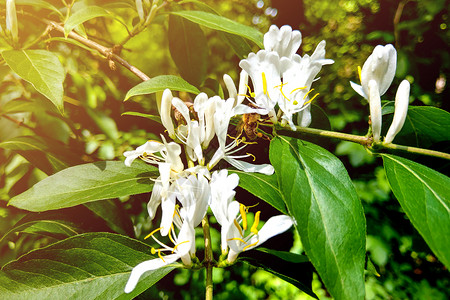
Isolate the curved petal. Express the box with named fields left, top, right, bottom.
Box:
left=246, top=215, right=293, bottom=251
left=160, top=89, right=175, bottom=138
left=124, top=254, right=180, bottom=293
left=385, top=80, right=410, bottom=143
left=368, top=80, right=382, bottom=142
left=225, top=158, right=275, bottom=175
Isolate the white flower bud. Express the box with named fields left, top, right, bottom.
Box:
left=160, top=89, right=175, bottom=138
left=6, top=0, right=18, bottom=43
left=385, top=80, right=410, bottom=144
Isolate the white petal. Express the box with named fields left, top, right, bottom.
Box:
left=124, top=254, right=180, bottom=293
left=385, top=80, right=410, bottom=143
left=160, top=89, right=175, bottom=137
left=223, top=74, right=237, bottom=100
left=246, top=215, right=293, bottom=251
left=225, top=158, right=275, bottom=175
left=368, top=80, right=382, bottom=142
left=350, top=81, right=367, bottom=99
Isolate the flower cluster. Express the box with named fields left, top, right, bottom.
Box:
left=350, top=44, right=411, bottom=144
left=123, top=26, right=309, bottom=290
left=240, top=25, right=334, bottom=130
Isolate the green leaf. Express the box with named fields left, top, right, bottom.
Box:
left=0, top=136, right=80, bottom=175
left=269, top=136, right=366, bottom=300
left=0, top=233, right=175, bottom=299
left=64, top=6, right=111, bottom=36
left=84, top=199, right=135, bottom=237
left=8, top=161, right=158, bottom=212
left=240, top=248, right=317, bottom=299
left=383, top=106, right=450, bottom=147
left=231, top=170, right=287, bottom=214
left=2, top=50, right=65, bottom=113
left=220, top=32, right=253, bottom=59
left=15, top=0, right=63, bottom=17
left=170, top=11, right=263, bottom=48
left=122, top=112, right=162, bottom=124
left=125, top=75, right=201, bottom=101
left=382, top=154, right=450, bottom=268
left=168, top=15, right=208, bottom=87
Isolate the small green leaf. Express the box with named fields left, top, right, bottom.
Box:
left=2, top=50, right=65, bottom=113
left=270, top=136, right=366, bottom=300
left=15, top=0, right=63, bottom=17
left=240, top=248, right=317, bottom=299
left=125, top=75, right=201, bottom=101
left=64, top=6, right=111, bottom=36
left=8, top=161, right=158, bottom=212
left=382, top=154, right=450, bottom=268
left=231, top=170, right=287, bottom=214
left=220, top=32, right=253, bottom=59
left=169, top=14, right=208, bottom=86
left=170, top=11, right=263, bottom=48
left=0, top=233, right=175, bottom=299
left=122, top=112, right=162, bottom=124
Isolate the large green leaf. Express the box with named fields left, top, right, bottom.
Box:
left=8, top=161, right=158, bottom=212
left=64, top=6, right=111, bottom=36
left=382, top=154, right=450, bottom=268
left=170, top=11, right=264, bottom=48
left=2, top=50, right=65, bottom=113
left=231, top=170, right=287, bottom=214
left=124, top=75, right=201, bottom=101
left=168, top=15, right=207, bottom=87
left=240, top=248, right=316, bottom=299
left=0, top=233, right=175, bottom=299
left=269, top=136, right=366, bottom=300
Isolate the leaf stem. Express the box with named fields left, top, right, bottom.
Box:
left=379, top=142, right=450, bottom=160
left=202, top=216, right=214, bottom=300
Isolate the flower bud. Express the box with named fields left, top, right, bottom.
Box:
left=385, top=80, right=410, bottom=143
left=160, top=89, right=175, bottom=138
left=6, top=0, right=18, bottom=43
left=368, top=80, right=382, bottom=142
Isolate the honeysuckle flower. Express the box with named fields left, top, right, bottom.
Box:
left=208, top=98, right=275, bottom=175
left=223, top=70, right=249, bottom=107
left=223, top=201, right=293, bottom=263
left=124, top=209, right=196, bottom=294
left=160, top=89, right=176, bottom=139
left=209, top=169, right=240, bottom=252
left=239, top=50, right=282, bottom=122
left=264, top=25, right=301, bottom=59
left=385, top=80, right=410, bottom=143
left=350, top=44, right=397, bottom=99
left=368, top=80, right=382, bottom=142
left=278, top=41, right=333, bottom=130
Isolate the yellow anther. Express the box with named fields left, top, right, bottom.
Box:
left=240, top=204, right=248, bottom=230
left=246, top=152, right=256, bottom=162
left=228, top=237, right=247, bottom=244
left=245, top=84, right=255, bottom=98
left=290, top=86, right=307, bottom=94
left=293, top=100, right=298, bottom=105
left=144, top=227, right=163, bottom=240
left=358, top=66, right=362, bottom=83
left=158, top=249, right=165, bottom=262
left=151, top=247, right=156, bottom=255
left=172, top=240, right=189, bottom=253
left=303, top=88, right=315, bottom=99
left=243, top=240, right=259, bottom=251
left=262, top=72, right=268, bottom=96
left=234, top=219, right=244, bottom=237
left=250, top=211, right=261, bottom=234
left=305, top=93, right=320, bottom=105
left=273, top=82, right=288, bottom=89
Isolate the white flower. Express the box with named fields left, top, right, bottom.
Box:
left=385, top=80, right=410, bottom=143
left=209, top=170, right=240, bottom=252
left=278, top=41, right=333, bottom=130
left=350, top=44, right=397, bottom=99
left=208, top=98, right=274, bottom=175
left=264, top=25, right=301, bottom=59
left=160, top=89, right=176, bottom=139
left=124, top=213, right=195, bottom=294
left=239, top=50, right=282, bottom=122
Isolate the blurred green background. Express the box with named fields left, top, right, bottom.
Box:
left=0, top=0, right=448, bottom=299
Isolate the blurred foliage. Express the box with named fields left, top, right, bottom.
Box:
left=0, top=0, right=448, bottom=299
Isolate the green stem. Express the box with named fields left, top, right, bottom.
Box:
left=277, top=125, right=450, bottom=160
left=202, top=216, right=213, bottom=300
